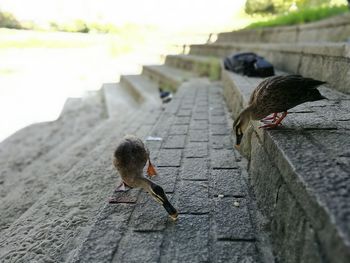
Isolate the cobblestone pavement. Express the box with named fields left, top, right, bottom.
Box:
left=73, top=78, right=268, bottom=263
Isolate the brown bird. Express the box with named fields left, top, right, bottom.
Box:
left=233, top=75, right=327, bottom=146
left=111, top=135, right=178, bottom=220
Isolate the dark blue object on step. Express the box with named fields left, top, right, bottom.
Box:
left=224, top=52, right=275, bottom=78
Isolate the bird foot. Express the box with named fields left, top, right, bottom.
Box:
left=261, top=113, right=280, bottom=122
left=147, top=161, right=157, bottom=177
left=114, top=182, right=132, bottom=192
left=258, top=122, right=282, bottom=129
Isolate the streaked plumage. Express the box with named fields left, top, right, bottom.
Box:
left=111, top=135, right=178, bottom=220
left=233, top=75, right=327, bottom=145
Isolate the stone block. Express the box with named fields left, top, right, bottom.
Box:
left=169, top=124, right=188, bottom=135
left=157, top=149, right=182, bottom=167
left=160, top=215, right=209, bottom=262
left=174, top=180, right=209, bottom=214
left=210, top=169, right=247, bottom=198
left=213, top=241, right=258, bottom=263
left=163, top=135, right=186, bottom=149
left=214, top=198, right=255, bottom=240
left=112, top=231, right=162, bottom=263
left=180, top=158, right=209, bottom=180
left=210, top=135, right=233, bottom=150
left=189, top=129, right=209, bottom=142
left=184, top=142, right=208, bottom=158
left=152, top=167, right=178, bottom=193
left=211, top=149, right=238, bottom=169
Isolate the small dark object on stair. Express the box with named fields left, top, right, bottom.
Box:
left=224, top=52, right=275, bottom=78
left=110, top=135, right=178, bottom=220
left=159, top=88, right=173, bottom=103
left=233, top=75, right=327, bottom=146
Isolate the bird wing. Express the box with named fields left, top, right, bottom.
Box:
left=252, top=75, right=314, bottom=114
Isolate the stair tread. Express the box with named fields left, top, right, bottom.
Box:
left=223, top=66, right=350, bottom=258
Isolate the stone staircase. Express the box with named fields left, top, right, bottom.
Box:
left=1, top=14, right=349, bottom=263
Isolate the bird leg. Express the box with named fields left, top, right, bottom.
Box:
left=114, top=182, right=132, bottom=192
left=261, top=113, right=279, bottom=123
left=147, top=159, right=157, bottom=177
left=259, top=112, right=288, bottom=129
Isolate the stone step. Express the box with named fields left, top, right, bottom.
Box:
left=102, top=82, right=140, bottom=119
left=221, top=65, right=350, bottom=262
left=142, top=64, right=197, bottom=92
left=165, top=54, right=221, bottom=80
left=189, top=42, right=350, bottom=94
left=0, top=106, right=162, bottom=262
left=216, top=13, right=350, bottom=43
left=0, top=106, right=141, bottom=236
left=59, top=97, right=83, bottom=117
left=71, top=78, right=272, bottom=263
left=0, top=90, right=107, bottom=198
left=120, top=74, right=162, bottom=108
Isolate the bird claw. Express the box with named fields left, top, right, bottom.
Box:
left=114, top=182, right=131, bottom=192
left=258, top=122, right=282, bottom=129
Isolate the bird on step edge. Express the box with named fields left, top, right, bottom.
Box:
left=109, top=135, right=178, bottom=220
left=159, top=87, right=173, bottom=103
left=233, top=74, right=327, bottom=146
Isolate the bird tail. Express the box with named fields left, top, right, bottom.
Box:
left=304, top=78, right=327, bottom=88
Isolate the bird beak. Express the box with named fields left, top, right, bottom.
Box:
left=150, top=184, right=178, bottom=220
left=320, top=95, right=328, bottom=100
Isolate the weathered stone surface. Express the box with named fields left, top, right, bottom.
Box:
left=174, top=180, right=209, bottom=214
left=174, top=116, right=191, bottom=125
left=221, top=55, right=350, bottom=262
left=190, top=119, right=208, bottom=130
left=0, top=69, right=267, bottom=263
left=180, top=158, right=209, bottom=180
left=215, top=198, right=255, bottom=240
left=210, top=135, right=232, bottom=149
left=156, top=149, right=182, bottom=167
left=192, top=42, right=350, bottom=94
left=163, top=135, right=186, bottom=149
left=213, top=241, right=258, bottom=263
left=129, top=192, right=172, bottom=231
left=160, top=215, right=210, bottom=262
left=210, top=169, right=247, bottom=197
left=152, top=167, right=178, bottom=193
left=73, top=204, right=133, bottom=263
left=211, top=149, right=238, bottom=169
left=192, top=111, right=209, bottom=120
left=112, top=231, right=163, bottom=263
left=168, top=124, right=188, bottom=135
left=210, top=116, right=227, bottom=125
left=210, top=124, right=230, bottom=135
left=184, top=142, right=208, bottom=158
left=189, top=129, right=209, bottom=142
left=177, top=109, right=192, bottom=116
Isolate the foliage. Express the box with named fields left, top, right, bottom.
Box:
left=0, top=10, right=21, bottom=29
left=246, top=4, right=348, bottom=28
left=245, top=0, right=334, bottom=14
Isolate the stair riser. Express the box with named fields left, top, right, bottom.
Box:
left=119, top=76, right=146, bottom=104
left=165, top=55, right=221, bottom=80
left=222, top=65, right=350, bottom=263
left=216, top=13, right=350, bottom=43
left=142, top=66, right=179, bottom=92
left=191, top=44, right=350, bottom=94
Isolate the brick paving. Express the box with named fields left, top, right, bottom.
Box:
left=73, top=78, right=263, bottom=263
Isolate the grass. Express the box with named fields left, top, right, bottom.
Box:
left=0, top=28, right=142, bottom=57
left=246, top=4, right=348, bottom=29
